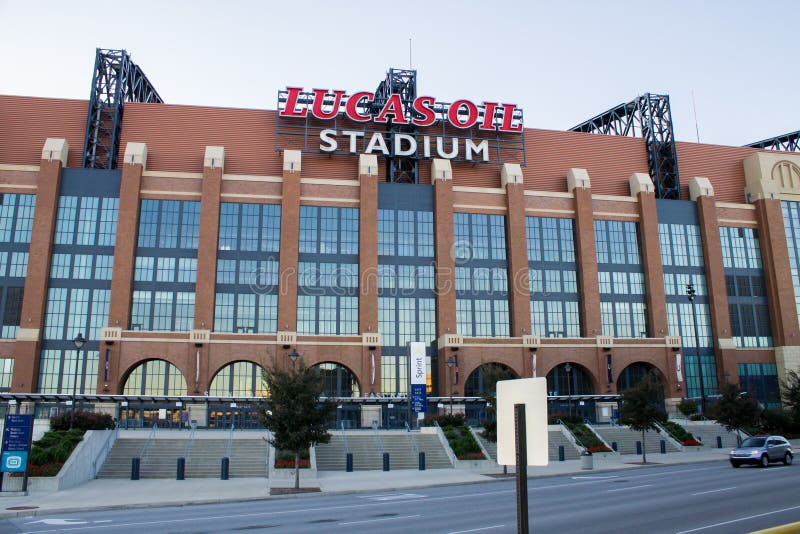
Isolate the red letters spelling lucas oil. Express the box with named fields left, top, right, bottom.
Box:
left=279, top=87, right=523, bottom=133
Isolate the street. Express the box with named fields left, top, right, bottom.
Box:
left=2, top=461, right=799, bottom=533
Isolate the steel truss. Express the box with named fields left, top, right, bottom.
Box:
left=746, top=130, right=800, bottom=152
left=571, top=93, right=681, bottom=200
left=371, top=68, right=418, bottom=183
left=82, top=48, right=163, bottom=170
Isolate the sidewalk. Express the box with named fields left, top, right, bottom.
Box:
left=0, top=446, right=737, bottom=519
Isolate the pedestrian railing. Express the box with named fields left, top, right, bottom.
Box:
left=140, top=423, right=158, bottom=460
left=404, top=421, right=419, bottom=455
left=92, top=423, right=119, bottom=477
left=225, top=421, right=235, bottom=458
left=371, top=421, right=385, bottom=454
left=184, top=423, right=197, bottom=461
left=339, top=420, right=351, bottom=455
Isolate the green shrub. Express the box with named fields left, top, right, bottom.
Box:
left=50, top=410, right=115, bottom=431
left=759, top=409, right=799, bottom=437
left=27, top=429, right=86, bottom=476
left=276, top=449, right=309, bottom=461
left=662, top=420, right=694, bottom=442
left=677, top=399, right=698, bottom=418
left=565, top=423, right=605, bottom=449
left=438, top=423, right=485, bottom=460
left=422, top=413, right=467, bottom=428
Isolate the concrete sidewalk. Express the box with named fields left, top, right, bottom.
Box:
left=0, top=446, right=736, bottom=519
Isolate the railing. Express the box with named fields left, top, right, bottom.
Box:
left=184, top=422, right=197, bottom=460
left=225, top=421, right=235, bottom=458
left=339, top=420, right=351, bottom=455
left=264, top=430, right=271, bottom=477
left=556, top=419, right=585, bottom=453
left=92, top=423, right=119, bottom=477
left=371, top=421, right=385, bottom=454
left=655, top=422, right=685, bottom=452
left=434, top=421, right=458, bottom=466
left=140, top=423, right=158, bottom=460
left=404, top=421, right=419, bottom=455
left=582, top=421, right=615, bottom=452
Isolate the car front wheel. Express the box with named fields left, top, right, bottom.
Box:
left=730, top=461, right=741, bottom=468
left=760, top=455, right=770, bottom=468
left=784, top=453, right=793, bottom=466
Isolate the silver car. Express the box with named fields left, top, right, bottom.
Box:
left=729, top=435, right=793, bottom=468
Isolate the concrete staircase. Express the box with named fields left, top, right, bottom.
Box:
left=678, top=421, right=743, bottom=448
left=548, top=429, right=581, bottom=460
left=97, top=437, right=268, bottom=479
left=473, top=431, right=497, bottom=461
left=592, top=425, right=680, bottom=455
left=315, top=432, right=452, bottom=470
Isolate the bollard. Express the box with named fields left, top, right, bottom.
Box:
left=612, top=442, right=618, bottom=452
left=717, top=436, right=723, bottom=449
left=220, top=457, right=229, bottom=480
left=131, top=457, right=140, bottom=480
left=383, top=452, right=390, bottom=471
left=558, top=445, right=565, bottom=462
left=177, top=457, right=185, bottom=480
left=419, top=451, right=426, bottom=471
left=660, top=440, right=666, bottom=454
left=346, top=452, right=353, bottom=472
left=636, top=441, right=642, bottom=455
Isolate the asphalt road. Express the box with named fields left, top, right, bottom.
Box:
left=2, top=461, right=799, bottom=534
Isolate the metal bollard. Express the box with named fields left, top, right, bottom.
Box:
left=383, top=452, right=390, bottom=472
left=131, top=457, right=140, bottom=480
left=346, top=452, right=353, bottom=472
left=419, top=451, right=426, bottom=471
left=612, top=441, right=618, bottom=452
left=558, top=445, right=565, bottom=462
left=220, top=457, right=229, bottom=480
left=717, top=436, right=723, bottom=449
left=636, top=441, right=642, bottom=455
left=177, top=457, right=185, bottom=480
left=660, top=440, right=666, bottom=454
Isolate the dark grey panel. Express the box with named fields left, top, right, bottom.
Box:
left=60, top=168, right=121, bottom=197
left=656, top=199, right=698, bottom=224
left=378, top=182, right=434, bottom=211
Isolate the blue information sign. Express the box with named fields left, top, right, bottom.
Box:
left=1, top=414, right=33, bottom=473
left=410, top=384, right=427, bottom=413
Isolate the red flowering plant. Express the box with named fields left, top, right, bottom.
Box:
left=586, top=445, right=612, bottom=453
left=457, top=452, right=486, bottom=460
left=275, top=459, right=311, bottom=469
left=683, top=439, right=703, bottom=446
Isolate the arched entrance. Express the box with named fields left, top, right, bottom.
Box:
left=617, top=362, right=662, bottom=392
left=312, top=362, right=360, bottom=398
left=119, top=359, right=187, bottom=428
left=546, top=362, right=595, bottom=421
left=464, top=363, right=518, bottom=397
left=207, top=361, right=268, bottom=429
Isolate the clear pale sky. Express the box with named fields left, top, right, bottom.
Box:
left=1, top=0, right=796, bottom=147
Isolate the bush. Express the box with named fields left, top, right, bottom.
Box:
left=50, top=410, right=115, bottom=431
left=586, top=445, right=612, bottom=453
left=677, top=399, right=698, bottom=418
left=422, top=413, right=466, bottom=428
left=437, top=423, right=485, bottom=460
left=566, top=423, right=606, bottom=450
left=683, top=439, right=703, bottom=446
left=662, top=421, right=694, bottom=443
left=28, top=429, right=85, bottom=476
left=759, top=409, right=800, bottom=438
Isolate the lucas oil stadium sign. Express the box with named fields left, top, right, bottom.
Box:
left=276, top=87, right=526, bottom=165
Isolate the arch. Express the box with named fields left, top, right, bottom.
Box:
left=121, top=359, right=187, bottom=396
left=546, top=362, right=595, bottom=396
left=311, top=362, right=360, bottom=398
left=617, top=361, right=664, bottom=392
left=209, top=361, right=268, bottom=397
left=464, top=363, right=518, bottom=397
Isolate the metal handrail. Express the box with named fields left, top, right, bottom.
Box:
left=433, top=421, right=458, bottom=466
left=581, top=421, right=615, bottom=452
left=371, top=421, right=385, bottom=454
left=92, top=423, right=119, bottom=476
left=183, top=422, right=197, bottom=460
left=339, top=420, right=350, bottom=455
left=404, top=421, right=419, bottom=455
left=556, top=419, right=585, bottom=453
left=225, top=421, right=235, bottom=458
left=655, top=421, right=685, bottom=450
left=140, top=422, right=158, bottom=459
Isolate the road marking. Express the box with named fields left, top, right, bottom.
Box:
left=449, top=525, right=507, bottom=533
left=25, top=520, right=88, bottom=525
left=340, top=514, right=420, bottom=526
left=691, top=486, right=736, bottom=496
left=361, top=493, right=426, bottom=501
left=675, top=504, right=800, bottom=533
left=606, top=484, right=653, bottom=493
left=571, top=475, right=619, bottom=480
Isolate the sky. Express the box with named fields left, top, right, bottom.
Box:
left=0, top=0, right=797, bottom=147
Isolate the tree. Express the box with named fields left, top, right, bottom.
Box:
left=709, top=381, right=761, bottom=446
left=619, top=372, right=666, bottom=464
left=261, top=361, right=335, bottom=489
left=781, top=369, right=800, bottom=426
left=677, top=399, right=698, bottom=419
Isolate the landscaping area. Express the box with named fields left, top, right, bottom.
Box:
left=551, top=415, right=612, bottom=453
left=425, top=414, right=485, bottom=460
left=274, top=449, right=310, bottom=469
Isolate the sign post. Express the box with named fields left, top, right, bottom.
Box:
left=408, top=342, right=427, bottom=428
left=1, top=414, right=34, bottom=493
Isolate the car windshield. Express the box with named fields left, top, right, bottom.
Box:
left=740, top=437, right=766, bottom=447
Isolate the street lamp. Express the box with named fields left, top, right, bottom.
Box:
left=288, top=348, right=300, bottom=370
left=446, top=356, right=456, bottom=415
left=686, top=283, right=706, bottom=414
left=564, top=362, right=573, bottom=419
left=71, top=333, right=86, bottom=429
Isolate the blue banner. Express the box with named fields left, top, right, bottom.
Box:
left=410, top=384, right=427, bottom=413
left=1, top=414, right=33, bottom=472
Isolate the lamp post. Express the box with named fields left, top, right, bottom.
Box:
left=686, top=283, right=706, bottom=414
left=564, top=362, right=573, bottom=419
left=446, top=356, right=455, bottom=415
left=71, top=333, right=86, bottom=429
left=288, top=348, right=299, bottom=370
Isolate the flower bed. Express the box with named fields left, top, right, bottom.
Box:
left=682, top=439, right=703, bottom=446
left=586, top=445, right=612, bottom=453
left=457, top=452, right=486, bottom=460
left=275, top=459, right=311, bottom=469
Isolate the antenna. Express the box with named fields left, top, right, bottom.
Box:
left=691, top=90, right=700, bottom=143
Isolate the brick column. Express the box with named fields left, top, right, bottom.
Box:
left=569, top=169, right=601, bottom=336
left=358, top=155, right=381, bottom=394
left=193, top=146, right=224, bottom=332
left=13, top=139, right=67, bottom=392
left=277, top=150, right=301, bottom=334
left=105, top=143, right=146, bottom=393
left=502, top=164, right=531, bottom=337
left=630, top=173, right=667, bottom=336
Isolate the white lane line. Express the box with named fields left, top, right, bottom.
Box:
left=572, top=475, right=620, bottom=480
left=606, top=484, right=653, bottom=493
left=340, top=514, right=420, bottom=526
left=691, top=486, right=736, bottom=496
left=449, top=525, right=507, bottom=534
left=675, top=504, right=800, bottom=533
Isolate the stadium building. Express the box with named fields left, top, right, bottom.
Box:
left=0, top=49, right=798, bottom=429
